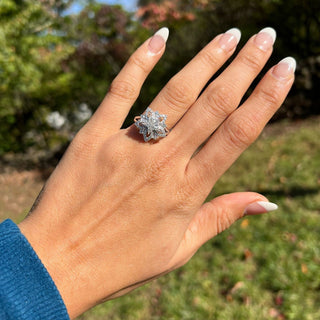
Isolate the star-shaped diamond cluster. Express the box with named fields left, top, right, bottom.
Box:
left=134, top=107, right=168, bottom=142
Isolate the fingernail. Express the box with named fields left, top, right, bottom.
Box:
left=254, top=27, right=276, bottom=51
left=272, top=57, right=297, bottom=79
left=148, top=27, right=169, bottom=55
left=244, top=201, right=278, bottom=215
left=219, top=28, right=241, bottom=52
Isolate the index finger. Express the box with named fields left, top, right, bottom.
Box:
left=84, top=27, right=169, bottom=138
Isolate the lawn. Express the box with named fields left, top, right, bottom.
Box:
left=1, top=116, right=319, bottom=320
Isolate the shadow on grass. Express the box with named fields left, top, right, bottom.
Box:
left=0, top=143, right=69, bottom=180
left=214, top=186, right=319, bottom=199
left=257, top=186, right=319, bottom=198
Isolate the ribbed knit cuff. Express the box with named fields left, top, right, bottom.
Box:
left=0, top=219, right=70, bottom=320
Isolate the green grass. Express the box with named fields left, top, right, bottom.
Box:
left=1, top=117, right=319, bottom=320
left=77, top=117, right=320, bottom=320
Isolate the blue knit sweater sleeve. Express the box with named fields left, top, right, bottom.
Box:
left=0, top=219, right=70, bottom=320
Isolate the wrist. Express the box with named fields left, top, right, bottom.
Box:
left=18, top=216, right=96, bottom=319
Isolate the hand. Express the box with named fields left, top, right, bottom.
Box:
left=19, top=27, right=295, bottom=319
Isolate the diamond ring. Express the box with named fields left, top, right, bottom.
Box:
left=134, top=107, right=169, bottom=142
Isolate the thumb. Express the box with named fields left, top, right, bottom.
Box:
left=170, top=192, right=278, bottom=268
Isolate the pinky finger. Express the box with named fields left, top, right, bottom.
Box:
left=187, top=57, right=296, bottom=189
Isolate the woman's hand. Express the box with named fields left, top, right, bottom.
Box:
left=19, top=27, right=295, bottom=319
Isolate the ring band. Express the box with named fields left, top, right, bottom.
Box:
left=134, top=107, right=169, bottom=142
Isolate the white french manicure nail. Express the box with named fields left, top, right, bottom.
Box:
left=257, top=201, right=278, bottom=211
left=259, top=27, right=276, bottom=43
left=244, top=201, right=278, bottom=215
left=281, top=57, right=297, bottom=72
left=254, top=27, right=276, bottom=51
left=272, top=57, right=297, bottom=79
left=148, top=27, right=169, bottom=55
left=219, top=28, right=241, bottom=51
left=155, top=27, right=169, bottom=42
left=226, top=28, right=241, bottom=44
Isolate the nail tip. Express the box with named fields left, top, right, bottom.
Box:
left=154, top=27, right=169, bottom=42
left=226, top=27, right=241, bottom=43
left=257, top=201, right=278, bottom=212
left=259, top=27, right=277, bottom=43
left=280, top=56, right=297, bottom=72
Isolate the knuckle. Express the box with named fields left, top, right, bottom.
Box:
left=69, top=131, right=99, bottom=160
left=164, top=78, right=195, bottom=110
left=213, top=204, right=234, bottom=234
left=103, top=138, right=127, bottom=160
left=173, top=181, right=198, bottom=214
left=238, top=52, right=262, bottom=73
left=204, top=85, right=238, bottom=120
left=194, top=157, right=218, bottom=182
left=108, top=78, right=138, bottom=101
left=142, top=146, right=182, bottom=184
left=255, top=85, right=281, bottom=107
left=198, top=49, right=220, bottom=68
left=142, top=155, right=171, bottom=184
left=225, top=115, right=260, bottom=149
left=143, top=160, right=167, bottom=183
left=129, top=53, right=150, bottom=74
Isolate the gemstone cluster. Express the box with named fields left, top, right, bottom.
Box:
left=134, top=107, right=168, bottom=142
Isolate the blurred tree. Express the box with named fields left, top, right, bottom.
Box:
left=0, top=1, right=140, bottom=155
left=0, top=0, right=319, bottom=156
left=40, top=0, right=75, bottom=15
left=64, top=3, right=140, bottom=113
left=136, top=0, right=195, bottom=29
left=136, top=0, right=320, bottom=121
left=0, top=0, right=75, bottom=153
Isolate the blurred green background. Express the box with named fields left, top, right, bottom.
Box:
left=0, top=0, right=319, bottom=319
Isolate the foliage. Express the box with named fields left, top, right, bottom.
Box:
left=0, top=1, right=139, bottom=154
left=0, top=0, right=319, bottom=154
left=136, top=0, right=196, bottom=30
left=0, top=0, right=75, bottom=153
left=64, top=3, right=138, bottom=112
left=135, top=0, right=320, bottom=122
